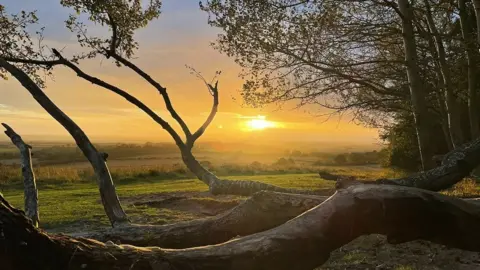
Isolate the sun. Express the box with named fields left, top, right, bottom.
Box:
left=243, top=115, right=280, bottom=131
left=247, top=119, right=275, bottom=130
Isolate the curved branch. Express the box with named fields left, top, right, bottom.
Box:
left=109, top=52, right=192, bottom=140
left=50, top=49, right=185, bottom=147
left=189, top=81, right=219, bottom=148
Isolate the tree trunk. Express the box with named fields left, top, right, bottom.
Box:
left=180, top=147, right=332, bottom=196
left=4, top=185, right=480, bottom=270
left=471, top=0, right=480, bottom=47
left=2, top=123, right=39, bottom=227
left=424, top=0, right=465, bottom=147
left=0, top=58, right=128, bottom=227
left=73, top=191, right=327, bottom=247
left=398, top=0, right=436, bottom=170
left=73, top=136, right=480, bottom=247
left=459, top=0, right=480, bottom=139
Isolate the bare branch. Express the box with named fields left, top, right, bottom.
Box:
left=109, top=53, right=192, bottom=139
left=49, top=49, right=185, bottom=147
left=1, top=123, right=39, bottom=227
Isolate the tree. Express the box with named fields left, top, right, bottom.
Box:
left=1, top=0, right=332, bottom=221
left=200, top=0, right=480, bottom=169
left=4, top=1, right=480, bottom=269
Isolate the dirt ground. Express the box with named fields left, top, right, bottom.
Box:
left=57, top=191, right=480, bottom=270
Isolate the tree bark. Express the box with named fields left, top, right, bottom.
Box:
left=398, top=0, right=436, bottom=170
left=0, top=58, right=128, bottom=227
left=471, top=0, right=480, bottom=47
left=459, top=0, right=480, bottom=139
left=2, top=123, right=39, bottom=227
left=180, top=147, right=332, bottom=196
left=4, top=185, right=480, bottom=270
left=72, top=191, right=327, bottom=247
left=424, top=0, right=465, bottom=147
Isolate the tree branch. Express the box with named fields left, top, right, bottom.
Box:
left=49, top=49, right=185, bottom=147
left=189, top=81, right=219, bottom=148
left=108, top=52, right=192, bottom=140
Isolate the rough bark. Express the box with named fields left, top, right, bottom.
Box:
left=472, top=0, right=480, bottom=47
left=180, top=147, right=332, bottom=196
left=0, top=58, right=128, bottom=227
left=398, top=0, right=436, bottom=170
left=2, top=123, right=39, bottom=227
left=4, top=185, right=480, bottom=270
left=72, top=192, right=328, bottom=247
left=459, top=0, right=480, bottom=139
left=424, top=0, right=465, bottom=147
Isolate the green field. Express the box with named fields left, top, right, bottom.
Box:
left=1, top=173, right=341, bottom=230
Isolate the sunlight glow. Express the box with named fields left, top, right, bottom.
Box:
left=242, top=115, right=282, bottom=131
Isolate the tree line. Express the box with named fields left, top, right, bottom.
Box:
left=201, top=0, right=480, bottom=171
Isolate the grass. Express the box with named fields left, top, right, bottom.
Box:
left=2, top=162, right=479, bottom=231
left=1, top=173, right=341, bottom=229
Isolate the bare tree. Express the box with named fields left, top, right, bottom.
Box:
left=1, top=1, right=329, bottom=197
left=0, top=59, right=128, bottom=226
left=458, top=0, right=480, bottom=139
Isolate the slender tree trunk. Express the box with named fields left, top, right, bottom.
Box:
left=4, top=185, right=480, bottom=270
left=398, top=0, right=435, bottom=170
left=472, top=0, right=480, bottom=46
left=424, top=0, right=465, bottom=147
left=0, top=59, right=128, bottom=227
left=2, top=123, right=39, bottom=227
left=459, top=0, right=480, bottom=139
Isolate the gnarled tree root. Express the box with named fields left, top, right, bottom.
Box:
left=4, top=185, right=480, bottom=270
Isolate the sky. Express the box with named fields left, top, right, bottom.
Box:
left=0, top=0, right=380, bottom=146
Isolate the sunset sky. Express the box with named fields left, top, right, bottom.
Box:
left=1, top=0, right=380, bottom=145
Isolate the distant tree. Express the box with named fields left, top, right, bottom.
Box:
left=333, top=154, right=347, bottom=165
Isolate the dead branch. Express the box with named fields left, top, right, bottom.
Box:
left=2, top=123, right=39, bottom=227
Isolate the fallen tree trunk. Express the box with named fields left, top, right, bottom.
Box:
left=2, top=123, right=39, bottom=227
left=72, top=192, right=328, bottom=247
left=3, top=185, right=480, bottom=270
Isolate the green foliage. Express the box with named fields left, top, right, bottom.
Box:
left=0, top=5, right=51, bottom=86
left=380, top=113, right=450, bottom=171
left=61, top=0, right=161, bottom=60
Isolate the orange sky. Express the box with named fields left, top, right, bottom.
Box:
left=0, top=0, right=380, bottom=146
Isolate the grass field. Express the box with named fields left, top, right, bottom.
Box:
left=0, top=173, right=341, bottom=230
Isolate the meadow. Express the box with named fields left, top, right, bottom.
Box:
left=1, top=142, right=478, bottom=269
